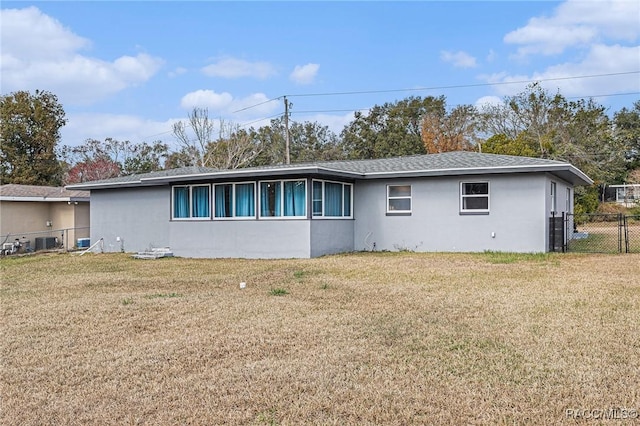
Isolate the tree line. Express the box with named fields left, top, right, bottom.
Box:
left=1, top=86, right=639, bottom=213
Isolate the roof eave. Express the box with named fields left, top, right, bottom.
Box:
left=360, top=164, right=593, bottom=186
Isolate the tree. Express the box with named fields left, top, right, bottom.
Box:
left=613, top=100, right=640, bottom=170
left=205, top=120, right=262, bottom=169
left=478, top=85, right=627, bottom=197
left=60, top=138, right=169, bottom=183
left=121, top=141, right=169, bottom=175
left=421, top=104, right=478, bottom=153
left=340, top=96, right=445, bottom=159
left=172, top=107, right=215, bottom=167
left=480, top=134, right=537, bottom=157
left=65, top=158, right=121, bottom=184
left=478, top=83, right=567, bottom=158
left=0, top=90, right=66, bottom=186
left=247, top=118, right=344, bottom=167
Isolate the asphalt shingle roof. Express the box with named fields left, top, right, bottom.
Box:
left=66, top=151, right=592, bottom=189
left=0, top=184, right=90, bottom=200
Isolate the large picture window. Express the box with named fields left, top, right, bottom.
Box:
left=312, top=180, right=352, bottom=218
left=460, top=182, right=489, bottom=213
left=387, top=185, right=411, bottom=214
left=260, top=180, right=306, bottom=218
left=172, top=185, right=211, bottom=219
left=214, top=182, right=255, bottom=219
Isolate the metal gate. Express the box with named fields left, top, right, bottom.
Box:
left=557, top=213, right=640, bottom=253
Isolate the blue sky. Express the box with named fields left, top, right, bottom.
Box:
left=1, top=1, right=639, bottom=150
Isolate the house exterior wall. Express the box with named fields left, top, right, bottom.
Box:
left=169, top=220, right=311, bottom=258
left=90, top=187, right=170, bottom=253
left=0, top=201, right=50, bottom=236
left=353, top=174, right=550, bottom=253
left=310, top=219, right=354, bottom=257
left=90, top=186, right=313, bottom=258
left=72, top=203, right=91, bottom=243
left=87, top=171, right=577, bottom=257
left=0, top=200, right=89, bottom=249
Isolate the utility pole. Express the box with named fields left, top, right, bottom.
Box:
left=284, top=96, right=291, bottom=164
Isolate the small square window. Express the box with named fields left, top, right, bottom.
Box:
left=387, top=185, right=411, bottom=214
left=460, top=182, right=489, bottom=214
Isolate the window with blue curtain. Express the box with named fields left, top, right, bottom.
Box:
left=284, top=180, right=306, bottom=217
left=343, top=185, right=351, bottom=216
left=235, top=183, right=255, bottom=217
left=173, top=185, right=210, bottom=219
left=312, top=180, right=352, bottom=218
left=324, top=182, right=343, bottom=216
left=312, top=181, right=323, bottom=216
left=260, top=181, right=281, bottom=217
left=173, top=187, right=189, bottom=218
left=191, top=185, right=210, bottom=218
left=215, top=184, right=232, bottom=218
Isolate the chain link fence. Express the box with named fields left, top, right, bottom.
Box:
left=1, top=227, right=90, bottom=255
left=565, top=214, right=640, bottom=253
left=622, top=215, right=640, bottom=253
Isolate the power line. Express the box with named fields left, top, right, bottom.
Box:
left=232, top=71, right=640, bottom=114
left=284, top=71, right=640, bottom=98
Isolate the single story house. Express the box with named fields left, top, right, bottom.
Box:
left=608, top=183, right=640, bottom=207
left=0, top=184, right=90, bottom=250
left=66, top=151, right=592, bottom=258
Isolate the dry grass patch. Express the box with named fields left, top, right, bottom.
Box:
left=1, top=252, right=639, bottom=425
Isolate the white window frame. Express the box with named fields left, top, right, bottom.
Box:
left=171, top=184, right=211, bottom=220
left=312, top=179, right=353, bottom=219
left=566, top=187, right=571, bottom=213
left=258, top=179, right=307, bottom=219
left=550, top=181, right=557, bottom=214
left=212, top=182, right=256, bottom=220
left=387, top=184, right=412, bottom=214
left=460, top=181, right=489, bottom=214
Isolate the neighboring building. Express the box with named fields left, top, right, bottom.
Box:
left=609, top=184, right=640, bottom=207
left=0, top=184, right=90, bottom=250
left=66, top=151, right=592, bottom=258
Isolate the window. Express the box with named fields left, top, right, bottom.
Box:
left=460, top=182, right=489, bottom=213
left=387, top=185, right=411, bottom=214
left=214, top=182, right=255, bottom=219
left=550, top=182, right=557, bottom=213
left=259, top=180, right=306, bottom=218
left=566, top=187, right=571, bottom=213
left=312, top=180, right=352, bottom=218
left=172, top=185, right=211, bottom=219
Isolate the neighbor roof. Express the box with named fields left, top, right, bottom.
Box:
left=66, top=151, right=593, bottom=190
left=0, top=184, right=90, bottom=202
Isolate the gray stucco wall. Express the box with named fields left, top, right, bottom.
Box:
left=353, top=174, right=550, bottom=253
left=90, top=186, right=170, bottom=253
left=310, top=219, right=354, bottom=257
left=89, top=172, right=574, bottom=257
left=90, top=186, right=313, bottom=258
left=169, top=220, right=311, bottom=258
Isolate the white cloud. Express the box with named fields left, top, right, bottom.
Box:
left=305, top=112, right=354, bottom=135
left=179, top=90, right=280, bottom=119
left=0, top=7, right=163, bottom=105
left=60, top=113, right=179, bottom=147
left=505, top=0, right=640, bottom=56
left=483, top=44, right=640, bottom=99
left=474, top=96, right=503, bottom=109
left=168, top=67, right=187, bottom=78
left=201, top=57, right=276, bottom=79
left=180, top=90, right=234, bottom=110
left=290, top=63, right=320, bottom=84
left=440, top=51, right=477, bottom=68
left=0, top=6, right=89, bottom=59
